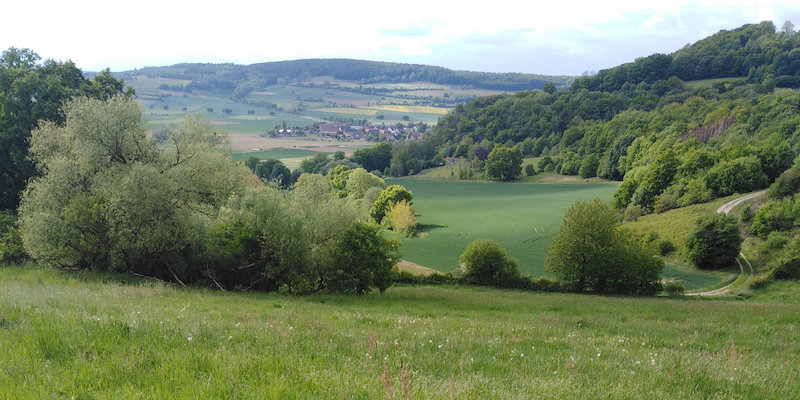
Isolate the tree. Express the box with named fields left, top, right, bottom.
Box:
left=19, top=97, right=251, bottom=276
left=345, top=168, right=386, bottom=199
left=244, top=156, right=260, bottom=172
left=767, top=168, right=800, bottom=199
left=545, top=199, right=663, bottom=294
left=782, top=20, right=795, bottom=34
left=326, top=164, right=352, bottom=197
left=459, top=239, right=520, bottom=287
left=686, top=213, right=743, bottom=269
left=750, top=198, right=798, bottom=238
left=485, top=146, right=522, bottom=181
left=370, top=185, right=413, bottom=224
left=384, top=200, right=417, bottom=237
left=472, top=145, right=489, bottom=161
left=578, top=154, right=600, bottom=178
left=633, top=148, right=678, bottom=210
left=352, top=142, right=392, bottom=172
left=705, top=156, right=768, bottom=197
left=0, top=47, right=130, bottom=211
left=328, top=223, right=400, bottom=294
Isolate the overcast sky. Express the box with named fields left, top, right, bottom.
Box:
left=3, top=1, right=800, bottom=76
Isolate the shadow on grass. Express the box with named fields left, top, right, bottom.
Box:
left=416, top=223, right=448, bottom=233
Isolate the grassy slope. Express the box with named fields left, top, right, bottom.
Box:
left=1, top=266, right=798, bottom=399
left=391, top=178, right=619, bottom=275
left=622, top=195, right=754, bottom=291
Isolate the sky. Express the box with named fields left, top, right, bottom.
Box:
left=3, top=0, right=800, bottom=76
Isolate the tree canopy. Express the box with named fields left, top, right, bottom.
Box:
left=0, top=47, right=132, bottom=210
left=545, top=199, right=663, bottom=295
left=686, top=213, right=743, bottom=269
left=485, top=146, right=522, bottom=181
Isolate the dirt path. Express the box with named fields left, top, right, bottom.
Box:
left=395, top=260, right=441, bottom=276
left=686, top=191, right=764, bottom=296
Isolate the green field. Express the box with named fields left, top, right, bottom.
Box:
left=1, top=266, right=798, bottom=399
left=393, top=178, right=726, bottom=289
left=231, top=148, right=318, bottom=162
left=125, top=75, right=497, bottom=134
left=391, top=178, right=619, bottom=275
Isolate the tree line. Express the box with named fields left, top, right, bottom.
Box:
left=122, top=58, right=573, bottom=98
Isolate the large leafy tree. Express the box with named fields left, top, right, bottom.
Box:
left=459, top=239, right=520, bottom=287
left=485, top=146, right=522, bottom=181
left=545, top=199, right=663, bottom=295
left=351, top=142, right=392, bottom=172
left=0, top=47, right=131, bottom=211
left=328, top=222, right=400, bottom=294
left=370, top=184, right=413, bottom=224
left=686, top=213, right=743, bottom=269
left=19, top=97, right=251, bottom=275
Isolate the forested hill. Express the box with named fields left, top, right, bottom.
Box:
left=117, top=59, right=573, bottom=94
left=423, top=21, right=800, bottom=215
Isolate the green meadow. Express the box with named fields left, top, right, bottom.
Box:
left=124, top=75, right=488, bottom=135
left=1, top=266, right=798, bottom=399
left=393, top=178, right=726, bottom=290
left=231, top=148, right=318, bottom=162
left=391, top=178, right=618, bottom=275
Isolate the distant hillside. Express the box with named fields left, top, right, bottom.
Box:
left=416, top=20, right=800, bottom=208
left=118, top=59, right=573, bottom=96
left=109, top=60, right=573, bottom=134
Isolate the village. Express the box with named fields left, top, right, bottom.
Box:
left=311, top=121, right=426, bottom=142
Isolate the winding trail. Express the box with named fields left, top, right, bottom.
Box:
left=685, top=190, right=764, bottom=296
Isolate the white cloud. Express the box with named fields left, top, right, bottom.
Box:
left=1, top=0, right=799, bottom=74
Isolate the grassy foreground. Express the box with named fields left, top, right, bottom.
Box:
left=1, top=266, right=799, bottom=399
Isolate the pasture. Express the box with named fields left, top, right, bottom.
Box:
left=394, top=178, right=726, bottom=290
left=0, top=266, right=797, bottom=399
left=231, top=148, right=318, bottom=162
left=392, top=178, right=618, bottom=275
left=124, top=74, right=490, bottom=134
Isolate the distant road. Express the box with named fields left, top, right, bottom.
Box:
left=687, top=190, right=765, bottom=296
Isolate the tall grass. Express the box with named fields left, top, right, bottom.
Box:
left=0, top=266, right=798, bottom=398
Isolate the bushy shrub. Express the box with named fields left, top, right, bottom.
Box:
left=686, top=213, right=743, bottom=269
left=750, top=198, right=798, bottom=238
left=524, top=164, right=536, bottom=176
left=546, top=199, right=663, bottom=295
left=623, top=204, right=646, bottom=221
left=391, top=270, right=460, bottom=285
left=662, top=281, right=685, bottom=296
left=384, top=200, right=418, bottom=237
left=459, top=239, right=521, bottom=287
left=740, top=204, right=754, bottom=223
left=658, top=239, right=676, bottom=255
left=767, top=168, right=800, bottom=199
left=328, top=223, right=400, bottom=294
left=768, top=253, right=800, bottom=280
left=370, top=185, right=413, bottom=224
left=678, top=178, right=713, bottom=207
left=705, top=156, right=768, bottom=197
left=0, top=226, right=26, bottom=263
left=748, top=274, right=771, bottom=289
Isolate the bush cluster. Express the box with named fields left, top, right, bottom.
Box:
left=18, top=97, right=400, bottom=295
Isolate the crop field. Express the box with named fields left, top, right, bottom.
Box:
left=391, top=178, right=617, bottom=275
left=0, top=266, right=798, bottom=399
left=123, top=73, right=499, bottom=133
left=231, top=148, right=318, bottom=162
left=393, top=178, right=726, bottom=289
